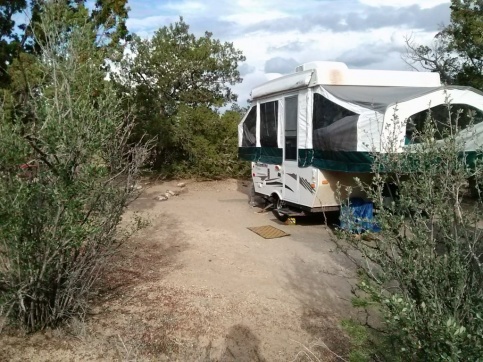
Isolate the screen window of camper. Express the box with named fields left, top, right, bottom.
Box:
left=285, top=96, right=298, bottom=160
left=312, top=93, right=358, bottom=151
left=405, top=104, right=483, bottom=143
left=260, top=101, right=278, bottom=147
left=242, top=106, right=257, bottom=147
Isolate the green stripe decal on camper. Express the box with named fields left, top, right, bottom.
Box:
left=241, top=147, right=376, bottom=172
left=464, top=151, right=483, bottom=170
left=312, top=151, right=374, bottom=172
left=238, top=147, right=260, bottom=161
left=296, top=149, right=483, bottom=173
left=298, top=149, right=314, bottom=167
left=299, top=149, right=374, bottom=172
left=238, top=147, right=283, bottom=164
left=259, top=147, right=283, bottom=164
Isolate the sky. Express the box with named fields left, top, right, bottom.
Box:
left=126, top=0, right=452, bottom=105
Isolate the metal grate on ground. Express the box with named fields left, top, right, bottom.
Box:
left=247, top=225, right=290, bottom=239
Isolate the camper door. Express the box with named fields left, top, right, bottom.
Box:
left=283, top=95, right=299, bottom=203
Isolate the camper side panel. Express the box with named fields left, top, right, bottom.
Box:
left=252, top=162, right=283, bottom=199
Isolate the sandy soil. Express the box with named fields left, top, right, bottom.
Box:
left=0, top=179, right=358, bottom=361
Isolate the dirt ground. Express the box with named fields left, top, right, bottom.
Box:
left=0, top=179, right=359, bottom=361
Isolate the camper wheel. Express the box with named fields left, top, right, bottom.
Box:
left=272, top=194, right=288, bottom=222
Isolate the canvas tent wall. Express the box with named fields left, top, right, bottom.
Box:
left=308, top=85, right=483, bottom=171
left=238, top=62, right=483, bottom=172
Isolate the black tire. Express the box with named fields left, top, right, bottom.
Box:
left=272, top=194, right=289, bottom=222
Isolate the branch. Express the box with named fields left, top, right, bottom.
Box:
left=23, top=134, right=59, bottom=176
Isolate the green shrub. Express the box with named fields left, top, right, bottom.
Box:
left=111, top=18, right=246, bottom=179
left=0, top=2, right=148, bottom=331
left=337, top=102, right=483, bottom=361
left=155, top=105, right=250, bottom=179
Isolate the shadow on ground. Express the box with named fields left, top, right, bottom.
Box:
left=236, top=179, right=252, bottom=197
left=129, top=190, right=163, bottom=211
left=219, top=324, right=266, bottom=362
left=268, top=212, right=340, bottom=228
left=129, top=187, right=189, bottom=212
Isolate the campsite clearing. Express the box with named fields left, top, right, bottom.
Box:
left=0, top=179, right=358, bottom=361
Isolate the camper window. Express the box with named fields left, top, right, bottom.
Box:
left=260, top=101, right=278, bottom=148
left=312, top=93, right=358, bottom=150
left=242, top=106, right=257, bottom=147
left=405, top=104, right=483, bottom=143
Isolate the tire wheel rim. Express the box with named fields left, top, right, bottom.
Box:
left=276, top=198, right=283, bottom=210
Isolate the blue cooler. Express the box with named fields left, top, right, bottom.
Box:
left=340, top=198, right=380, bottom=233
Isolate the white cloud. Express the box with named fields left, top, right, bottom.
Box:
left=163, top=1, right=206, bottom=13
left=126, top=0, right=451, bottom=106
left=127, top=15, right=170, bottom=35
left=359, top=0, right=449, bottom=9
left=221, top=10, right=289, bottom=26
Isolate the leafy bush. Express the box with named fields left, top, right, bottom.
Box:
left=112, top=18, right=247, bottom=178
left=154, top=105, right=250, bottom=179
left=0, top=3, right=148, bottom=331
left=337, top=102, right=483, bottom=361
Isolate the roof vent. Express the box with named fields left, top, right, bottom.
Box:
left=295, top=61, right=348, bottom=73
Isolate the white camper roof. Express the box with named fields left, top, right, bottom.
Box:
left=251, top=61, right=441, bottom=99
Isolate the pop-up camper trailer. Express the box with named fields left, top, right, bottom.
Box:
left=238, top=61, right=483, bottom=219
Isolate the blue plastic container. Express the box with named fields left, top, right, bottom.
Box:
left=340, top=198, right=380, bottom=233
